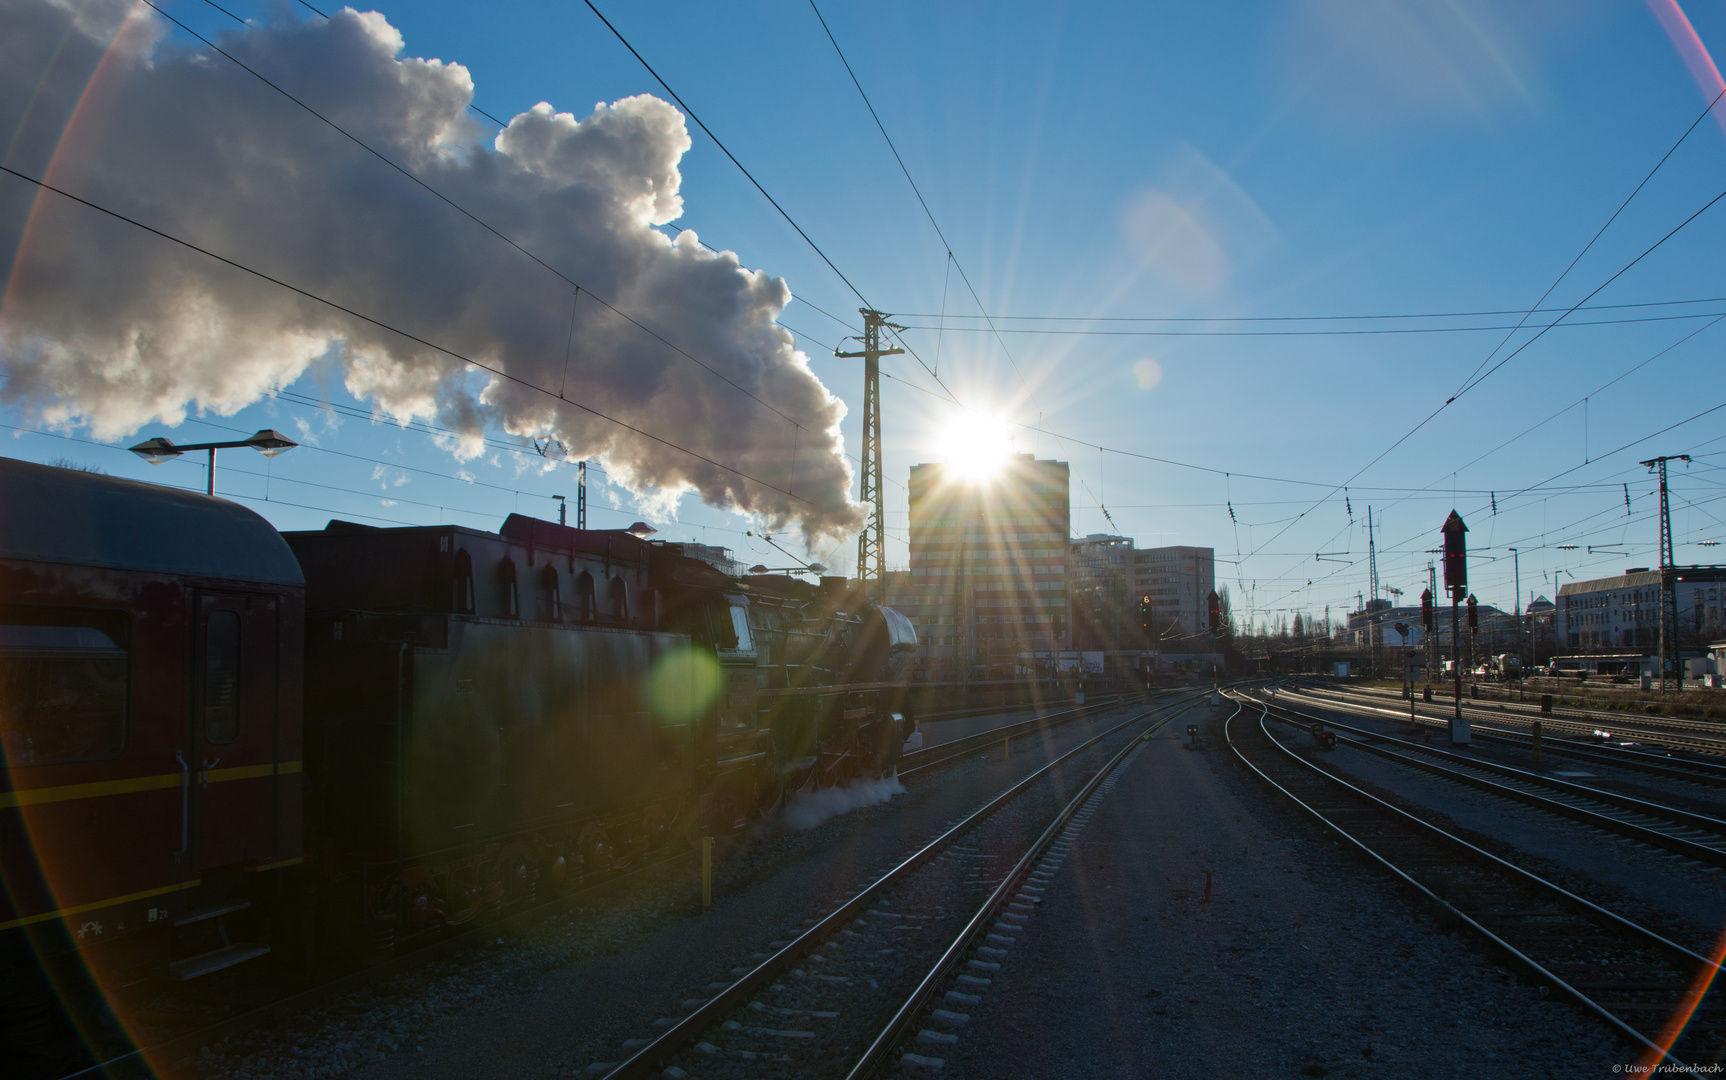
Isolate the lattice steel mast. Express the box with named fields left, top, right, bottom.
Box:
left=1367, top=505, right=1380, bottom=677
left=836, top=310, right=903, bottom=600
left=1642, top=454, right=1691, bottom=689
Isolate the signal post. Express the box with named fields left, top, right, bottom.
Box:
left=1441, top=511, right=1471, bottom=745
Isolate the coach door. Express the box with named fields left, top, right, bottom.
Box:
left=191, top=592, right=281, bottom=871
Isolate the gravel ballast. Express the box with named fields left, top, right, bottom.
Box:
left=947, top=706, right=1625, bottom=1080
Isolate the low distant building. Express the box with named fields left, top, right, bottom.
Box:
left=1346, top=600, right=1519, bottom=653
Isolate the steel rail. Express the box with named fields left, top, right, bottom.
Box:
left=1252, top=693, right=1726, bottom=867
left=1223, top=696, right=1705, bottom=1069
left=1330, top=682, right=1726, bottom=749
left=900, top=694, right=1147, bottom=776
left=598, top=692, right=1207, bottom=1080
left=58, top=697, right=1139, bottom=1080
left=1283, top=684, right=1726, bottom=785
left=843, top=697, right=1185, bottom=1079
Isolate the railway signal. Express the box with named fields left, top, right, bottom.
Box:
left=1440, top=511, right=1470, bottom=745
left=1207, top=590, right=1221, bottom=635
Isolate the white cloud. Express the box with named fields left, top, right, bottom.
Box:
left=0, top=0, right=860, bottom=544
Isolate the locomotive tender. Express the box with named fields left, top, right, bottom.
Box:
left=0, top=457, right=916, bottom=1022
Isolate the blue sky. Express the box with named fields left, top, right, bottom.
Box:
left=4, top=0, right=1725, bottom=631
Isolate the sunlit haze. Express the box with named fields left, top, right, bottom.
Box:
left=933, top=410, right=1014, bottom=483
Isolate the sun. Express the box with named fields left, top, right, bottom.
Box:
left=935, top=410, right=1014, bottom=482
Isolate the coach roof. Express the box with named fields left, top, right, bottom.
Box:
left=0, top=456, right=303, bottom=587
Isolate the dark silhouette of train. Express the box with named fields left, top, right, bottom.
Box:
left=0, top=456, right=916, bottom=1026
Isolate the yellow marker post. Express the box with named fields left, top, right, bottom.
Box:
left=1531, top=721, right=1543, bottom=767
left=701, top=836, right=714, bottom=907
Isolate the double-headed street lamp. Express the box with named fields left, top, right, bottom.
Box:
left=747, top=562, right=829, bottom=576
left=128, top=429, right=297, bottom=495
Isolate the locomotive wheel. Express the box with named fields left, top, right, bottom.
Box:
left=576, top=823, right=611, bottom=878
left=399, top=867, right=445, bottom=939
left=442, top=865, right=484, bottom=927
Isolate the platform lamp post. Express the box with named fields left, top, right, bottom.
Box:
left=1441, top=511, right=1471, bottom=745
left=128, top=429, right=297, bottom=495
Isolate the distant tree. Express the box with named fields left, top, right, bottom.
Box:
left=1292, top=612, right=1304, bottom=638
left=1215, top=586, right=1235, bottom=645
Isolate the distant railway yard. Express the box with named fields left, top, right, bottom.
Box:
left=35, top=677, right=1726, bottom=1078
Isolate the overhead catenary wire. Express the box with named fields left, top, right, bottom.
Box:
left=1449, top=84, right=1726, bottom=399
left=1233, top=176, right=1726, bottom=577
left=1224, top=83, right=1726, bottom=602
left=806, top=0, right=1046, bottom=421
left=889, top=293, right=1726, bottom=324
left=890, top=308, right=1726, bottom=337
left=579, top=0, right=872, bottom=308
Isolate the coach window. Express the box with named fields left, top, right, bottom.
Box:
left=498, top=557, right=520, bottom=618
left=609, top=577, right=629, bottom=622
left=539, top=565, right=562, bottom=622
left=452, top=549, right=475, bottom=614
left=576, top=571, right=597, bottom=623
left=203, top=610, right=241, bottom=744
left=0, top=607, right=128, bottom=765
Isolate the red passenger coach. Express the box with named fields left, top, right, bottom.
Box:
left=0, top=457, right=304, bottom=1003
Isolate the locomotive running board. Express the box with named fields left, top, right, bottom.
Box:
left=169, top=942, right=271, bottom=980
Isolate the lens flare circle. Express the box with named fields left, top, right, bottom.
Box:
left=645, top=644, right=724, bottom=724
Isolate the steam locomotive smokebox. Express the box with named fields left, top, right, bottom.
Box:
left=820, top=576, right=849, bottom=601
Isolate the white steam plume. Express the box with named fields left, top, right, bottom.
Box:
left=778, top=773, right=905, bottom=832
left=0, top=0, right=862, bottom=544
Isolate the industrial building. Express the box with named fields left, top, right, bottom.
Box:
left=1557, top=566, right=1726, bottom=651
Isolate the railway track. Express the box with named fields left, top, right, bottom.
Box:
left=1223, top=695, right=1726, bottom=1068
left=1286, top=684, right=1726, bottom=786
left=589, top=692, right=1206, bottom=1079
left=1322, top=683, right=1726, bottom=758
left=899, top=693, right=1149, bottom=775
left=1248, top=691, right=1726, bottom=869
left=49, top=697, right=1143, bottom=1080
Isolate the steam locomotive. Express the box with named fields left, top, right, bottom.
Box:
left=0, top=456, right=917, bottom=1020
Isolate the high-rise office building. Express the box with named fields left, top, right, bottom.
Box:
left=905, top=455, right=1071, bottom=681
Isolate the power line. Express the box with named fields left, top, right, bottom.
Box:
left=579, top=0, right=871, bottom=307
left=806, top=0, right=1045, bottom=419
left=1232, top=178, right=1726, bottom=577
left=1226, top=85, right=1726, bottom=591
left=0, top=164, right=814, bottom=507
left=889, top=293, right=1726, bottom=325
left=891, top=308, right=1726, bottom=337
left=1451, top=84, right=1726, bottom=398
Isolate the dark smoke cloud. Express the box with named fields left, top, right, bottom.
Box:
left=0, top=0, right=862, bottom=544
